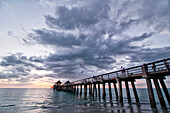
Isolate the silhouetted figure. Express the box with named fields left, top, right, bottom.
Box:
left=121, top=66, right=126, bottom=76
left=121, top=66, right=123, bottom=73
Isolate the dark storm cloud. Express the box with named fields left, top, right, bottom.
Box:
left=1, top=0, right=170, bottom=82
left=139, top=0, right=170, bottom=32
left=31, top=29, right=82, bottom=47
left=0, top=53, right=35, bottom=68
left=0, top=54, right=26, bottom=66
left=36, top=32, right=154, bottom=79
left=0, top=53, right=46, bottom=81
left=129, top=46, right=170, bottom=63
left=21, top=0, right=170, bottom=80
left=120, top=0, right=170, bottom=32
left=45, top=0, right=110, bottom=30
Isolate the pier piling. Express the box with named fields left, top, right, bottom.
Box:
left=98, top=83, right=101, bottom=98
left=159, top=79, right=170, bottom=105
left=89, top=84, right=91, bottom=95
left=125, top=81, right=131, bottom=103
left=131, top=81, right=139, bottom=103
left=80, top=84, right=82, bottom=94
left=92, top=84, right=95, bottom=97
left=94, top=83, right=97, bottom=97
left=113, top=82, right=118, bottom=101
left=108, top=82, right=112, bottom=100
left=102, top=82, right=106, bottom=100
left=118, top=79, right=123, bottom=103
left=146, top=79, right=156, bottom=108
left=77, top=85, right=79, bottom=94
left=153, top=79, right=167, bottom=108
left=84, top=84, right=87, bottom=96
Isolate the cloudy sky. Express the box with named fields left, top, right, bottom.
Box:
left=0, top=0, right=170, bottom=88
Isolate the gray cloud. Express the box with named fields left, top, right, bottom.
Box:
left=1, top=0, right=170, bottom=84
left=45, top=0, right=111, bottom=30
left=139, top=0, right=170, bottom=32
left=0, top=53, right=46, bottom=83
left=31, top=29, right=82, bottom=47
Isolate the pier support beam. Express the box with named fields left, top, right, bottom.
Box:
left=108, top=82, right=112, bottom=100
left=84, top=84, right=87, bottom=96
left=102, top=82, right=106, bottom=100
left=125, top=81, right=131, bottom=103
left=153, top=79, right=167, bottom=108
left=159, top=79, right=170, bottom=105
left=118, top=80, right=123, bottom=103
left=92, top=84, right=95, bottom=97
left=71, top=85, right=73, bottom=92
left=91, top=84, right=93, bottom=95
left=98, top=83, right=101, bottom=98
left=77, top=85, right=79, bottom=94
left=114, top=83, right=118, bottom=101
left=131, top=81, right=139, bottom=103
left=94, top=83, right=97, bottom=97
left=74, top=85, right=76, bottom=93
left=146, top=79, right=156, bottom=108
left=80, top=85, right=82, bottom=94
left=89, top=84, right=91, bottom=95
left=72, top=85, right=74, bottom=92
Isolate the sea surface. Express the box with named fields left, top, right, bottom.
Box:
left=0, top=88, right=169, bottom=113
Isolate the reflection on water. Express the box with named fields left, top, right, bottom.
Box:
left=0, top=88, right=169, bottom=113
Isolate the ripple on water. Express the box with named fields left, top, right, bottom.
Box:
left=0, top=104, right=15, bottom=107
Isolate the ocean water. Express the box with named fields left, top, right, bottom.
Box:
left=0, top=88, right=169, bottom=113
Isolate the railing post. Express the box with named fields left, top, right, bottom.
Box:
left=127, top=70, right=129, bottom=76
left=142, top=64, right=148, bottom=78
left=164, top=60, right=170, bottom=71
left=116, top=72, right=118, bottom=77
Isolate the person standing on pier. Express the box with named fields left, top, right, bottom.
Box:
left=121, top=66, right=126, bottom=76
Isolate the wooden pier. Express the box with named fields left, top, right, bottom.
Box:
left=54, top=58, right=170, bottom=108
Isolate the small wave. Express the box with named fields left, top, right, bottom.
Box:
left=0, top=104, right=15, bottom=107
left=41, top=105, right=60, bottom=109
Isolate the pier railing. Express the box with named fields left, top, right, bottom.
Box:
left=72, top=58, right=170, bottom=85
